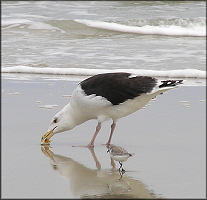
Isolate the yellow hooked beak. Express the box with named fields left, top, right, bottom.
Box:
left=41, top=126, right=56, bottom=145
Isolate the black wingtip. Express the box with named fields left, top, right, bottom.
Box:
left=159, top=79, right=183, bottom=88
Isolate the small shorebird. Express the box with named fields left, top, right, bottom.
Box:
left=41, top=72, right=183, bottom=146
left=107, top=144, right=134, bottom=173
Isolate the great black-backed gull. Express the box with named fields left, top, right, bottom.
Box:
left=41, top=72, right=183, bottom=146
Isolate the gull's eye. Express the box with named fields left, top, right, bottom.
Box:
left=53, top=118, right=58, bottom=123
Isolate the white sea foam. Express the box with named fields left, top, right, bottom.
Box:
left=74, top=19, right=206, bottom=37
left=38, top=104, right=58, bottom=109
left=2, top=66, right=206, bottom=79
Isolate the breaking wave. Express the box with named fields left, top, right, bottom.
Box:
left=2, top=66, right=206, bottom=79
left=74, top=18, right=206, bottom=37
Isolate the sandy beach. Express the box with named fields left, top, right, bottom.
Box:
left=2, top=74, right=206, bottom=198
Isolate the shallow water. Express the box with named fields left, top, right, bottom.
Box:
left=2, top=77, right=206, bottom=198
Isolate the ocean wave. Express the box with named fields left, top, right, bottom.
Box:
left=1, top=19, right=33, bottom=26
left=2, top=18, right=205, bottom=37
left=2, top=20, right=66, bottom=33
left=27, top=22, right=65, bottom=32
left=74, top=19, right=206, bottom=37
left=2, top=66, right=206, bottom=79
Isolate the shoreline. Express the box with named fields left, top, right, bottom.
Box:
left=1, top=73, right=206, bottom=86
left=1, top=67, right=206, bottom=79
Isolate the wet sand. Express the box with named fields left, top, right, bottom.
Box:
left=2, top=75, right=206, bottom=198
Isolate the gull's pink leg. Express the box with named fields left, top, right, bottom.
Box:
left=72, top=122, right=101, bottom=148
left=87, top=122, right=102, bottom=147
left=106, top=122, right=116, bottom=145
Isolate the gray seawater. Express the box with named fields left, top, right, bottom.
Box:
left=2, top=1, right=206, bottom=72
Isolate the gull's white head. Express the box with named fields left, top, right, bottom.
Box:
left=41, top=104, right=75, bottom=144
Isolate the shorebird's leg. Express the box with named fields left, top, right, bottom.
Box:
left=87, top=122, right=102, bottom=147
left=121, top=168, right=126, bottom=173
left=118, top=161, right=126, bottom=178
left=119, top=168, right=125, bottom=180
left=118, top=161, right=123, bottom=172
left=106, top=122, right=116, bottom=145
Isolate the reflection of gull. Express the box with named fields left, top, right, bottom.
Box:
left=107, top=144, right=134, bottom=174
left=41, top=146, right=158, bottom=198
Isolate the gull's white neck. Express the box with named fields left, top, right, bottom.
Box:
left=63, top=102, right=91, bottom=128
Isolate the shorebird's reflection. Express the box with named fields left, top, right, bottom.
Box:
left=41, top=146, right=158, bottom=199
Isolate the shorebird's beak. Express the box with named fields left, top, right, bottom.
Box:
left=41, top=127, right=56, bottom=145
